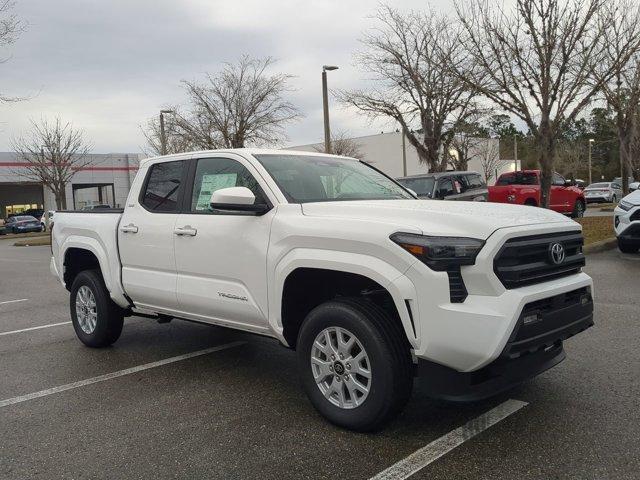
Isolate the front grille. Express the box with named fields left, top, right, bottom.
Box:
left=494, top=231, right=585, bottom=289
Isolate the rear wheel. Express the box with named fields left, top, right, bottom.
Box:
left=70, top=270, right=124, bottom=347
left=618, top=239, right=639, bottom=254
left=297, top=297, right=413, bottom=432
left=571, top=199, right=585, bottom=218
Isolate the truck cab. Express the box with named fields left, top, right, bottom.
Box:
left=488, top=170, right=586, bottom=217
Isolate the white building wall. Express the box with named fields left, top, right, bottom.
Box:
left=289, top=131, right=514, bottom=182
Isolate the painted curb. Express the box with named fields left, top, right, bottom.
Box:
left=584, top=238, right=617, bottom=254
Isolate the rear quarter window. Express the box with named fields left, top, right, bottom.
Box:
left=141, top=160, right=185, bottom=212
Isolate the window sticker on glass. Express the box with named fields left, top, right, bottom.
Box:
left=195, top=173, right=237, bottom=210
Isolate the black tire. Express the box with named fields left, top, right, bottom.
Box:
left=618, top=239, right=640, bottom=254
left=571, top=199, right=585, bottom=218
left=297, top=297, right=413, bottom=432
left=12, top=227, right=18, bottom=234
left=70, top=269, right=124, bottom=347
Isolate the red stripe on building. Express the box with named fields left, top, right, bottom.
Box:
left=0, top=162, right=138, bottom=172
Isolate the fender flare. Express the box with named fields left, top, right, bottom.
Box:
left=270, top=247, right=420, bottom=348
left=59, top=236, right=129, bottom=308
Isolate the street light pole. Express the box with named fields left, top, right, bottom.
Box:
left=322, top=65, right=338, bottom=154
left=159, top=109, right=174, bottom=156
left=588, top=138, right=594, bottom=185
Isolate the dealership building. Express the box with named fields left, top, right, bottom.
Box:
left=0, top=152, right=141, bottom=218
left=290, top=131, right=512, bottom=179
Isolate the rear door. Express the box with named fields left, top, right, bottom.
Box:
left=118, top=158, right=188, bottom=312
left=173, top=154, right=275, bottom=331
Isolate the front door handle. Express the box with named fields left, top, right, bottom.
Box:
left=174, top=226, right=197, bottom=237
left=120, top=223, right=138, bottom=234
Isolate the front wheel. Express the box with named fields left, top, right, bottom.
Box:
left=571, top=200, right=585, bottom=218
left=297, top=298, right=413, bottom=432
left=618, top=239, right=639, bottom=254
left=70, top=270, right=124, bottom=347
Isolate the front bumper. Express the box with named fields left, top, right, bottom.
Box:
left=418, top=287, right=593, bottom=401
left=614, top=204, right=640, bottom=240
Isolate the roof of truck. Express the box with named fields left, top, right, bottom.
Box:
left=139, top=148, right=359, bottom=167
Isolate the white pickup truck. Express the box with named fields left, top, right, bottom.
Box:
left=51, top=149, right=594, bottom=431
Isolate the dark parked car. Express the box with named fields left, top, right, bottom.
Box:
left=396, top=171, right=488, bottom=201
left=3, top=215, right=43, bottom=234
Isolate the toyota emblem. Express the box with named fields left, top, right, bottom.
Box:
left=549, top=243, right=565, bottom=265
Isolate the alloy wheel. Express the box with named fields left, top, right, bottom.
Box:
left=310, top=326, right=372, bottom=409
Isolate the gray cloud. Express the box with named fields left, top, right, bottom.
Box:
left=0, top=0, right=455, bottom=153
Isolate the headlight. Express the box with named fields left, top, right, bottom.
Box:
left=619, top=200, right=634, bottom=211
left=390, top=233, right=485, bottom=271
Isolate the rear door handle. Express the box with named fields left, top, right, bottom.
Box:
left=120, top=223, right=138, bottom=234
left=174, top=226, right=197, bottom=237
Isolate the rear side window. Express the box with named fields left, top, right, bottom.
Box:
left=496, top=172, right=538, bottom=186
left=464, top=174, right=485, bottom=189
left=141, top=160, right=185, bottom=212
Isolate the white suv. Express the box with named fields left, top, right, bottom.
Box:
left=614, top=190, right=640, bottom=253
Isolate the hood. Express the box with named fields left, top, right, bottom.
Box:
left=622, top=189, right=640, bottom=205
left=301, top=200, right=576, bottom=239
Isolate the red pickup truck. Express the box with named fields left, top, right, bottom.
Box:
left=488, top=170, right=586, bottom=218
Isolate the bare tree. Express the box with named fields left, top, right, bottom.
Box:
left=313, top=131, right=365, bottom=159
left=337, top=5, right=479, bottom=172
left=0, top=0, right=26, bottom=103
left=11, top=117, right=93, bottom=209
left=174, top=56, right=300, bottom=149
left=454, top=0, right=640, bottom=207
left=596, top=0, right=640, bottom=193
left=141, top=110, right=195, bottom=156
left=472, top=138, right=502, bottom=182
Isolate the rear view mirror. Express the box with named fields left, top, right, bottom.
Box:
left=210, top=187, right=270, bottom=214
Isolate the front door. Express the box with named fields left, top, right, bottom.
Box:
left=118, top=159, right=187, bottom=312
left=173, top=155, right=275, bottom=331
left=550, top=173, right=570, bottom=212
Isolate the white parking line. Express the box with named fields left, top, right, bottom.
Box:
left=370, top=399, right=529, bottom=480
left=0, top=299, right=29, bottom=305
left=0, top=340, right=246, bottom=409
left=0, top=321, right=71, bottom=336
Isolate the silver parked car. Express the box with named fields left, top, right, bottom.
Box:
left=583, top=182, right=623, bottom=203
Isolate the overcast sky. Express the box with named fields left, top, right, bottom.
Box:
left=0, top=0, right=459, bottom=154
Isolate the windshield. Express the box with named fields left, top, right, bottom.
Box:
left=254, top=154, right=413, bottom=203
left=396, top=177, right=435, bottom=196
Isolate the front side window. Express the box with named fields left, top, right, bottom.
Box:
left=190, top=157, right=266, bottom=213
left=141, top=160, right=185, bottom=212
left=254, top=154, right=412, bottom=203
left=553, top=173, right=565, bottom=186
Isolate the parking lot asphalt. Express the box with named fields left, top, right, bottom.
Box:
left=0, top=239, right=639, bottom=479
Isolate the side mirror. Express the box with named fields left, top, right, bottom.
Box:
left=210, top=187, right=269, bottom=214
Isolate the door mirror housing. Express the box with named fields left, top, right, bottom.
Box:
left=406, top=188, right=418, bottom=198
left=210, top=187, right=270, bottom=214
